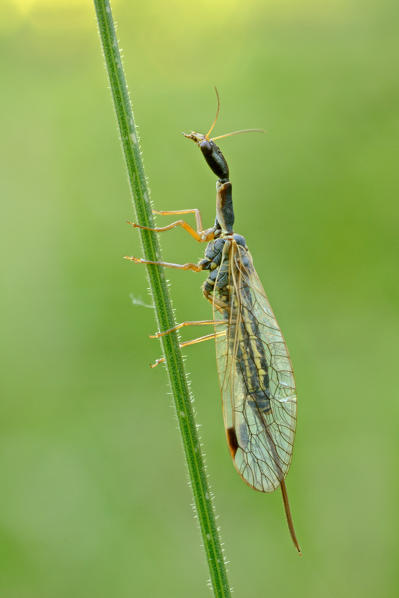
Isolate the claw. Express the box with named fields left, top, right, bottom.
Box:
left=150, top=357, right=165, bottom=368
left=127, top=220, right=153, bottom=231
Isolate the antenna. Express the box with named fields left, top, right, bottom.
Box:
left=205, top=86, right=221, bottom=139
left=211, top=128, right=265, bottom=141
left=190, top=87, right=265, bottom=143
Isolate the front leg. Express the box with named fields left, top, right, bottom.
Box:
left=128, top=208, right=216, bottom=242
left=153, top=209, right=205, bottom=233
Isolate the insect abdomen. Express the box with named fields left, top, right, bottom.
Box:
left=236, top=326, right=272, bottom=414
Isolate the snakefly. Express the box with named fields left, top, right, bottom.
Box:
left=125, top=90, right=301, bottom=554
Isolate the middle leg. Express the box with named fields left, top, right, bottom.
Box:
left=124, top=256, right=204, bottom=272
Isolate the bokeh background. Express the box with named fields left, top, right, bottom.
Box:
left=1, top=0, right=398, bottom=596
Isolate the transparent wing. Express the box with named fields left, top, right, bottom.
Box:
left=214, top=243, right=297, bottom=493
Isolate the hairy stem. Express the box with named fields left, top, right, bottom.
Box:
left=93, top=1, right=231, bottom=595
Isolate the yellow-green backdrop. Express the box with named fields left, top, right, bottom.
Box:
left=1, top=1, right=398, bottom=596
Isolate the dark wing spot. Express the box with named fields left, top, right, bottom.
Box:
left=226, top=427, right=239, bottom=457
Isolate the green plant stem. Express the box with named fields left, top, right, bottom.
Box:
left=93, top=2, right=231, bottom=596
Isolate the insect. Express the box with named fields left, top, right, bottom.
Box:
left=125, top=90, right=301, bottom=554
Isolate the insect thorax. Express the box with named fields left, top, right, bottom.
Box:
left=200, top=232, right=248, bottom=302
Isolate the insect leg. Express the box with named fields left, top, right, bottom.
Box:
left=150, top=320, right=226, bottom=339
left=124, top=256, right=204, bottom=272
left=153, top=209, right=204, bottom=234
left=151, top=331, right=226, bottom=368
left=128, top=208, right=215, bottom=242
left=203, top=288, right=228, bottom=310
left=128, top=219, right=205, bottom=242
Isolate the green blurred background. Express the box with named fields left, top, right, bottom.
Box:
left=1, top=0, right=398, bottom=596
